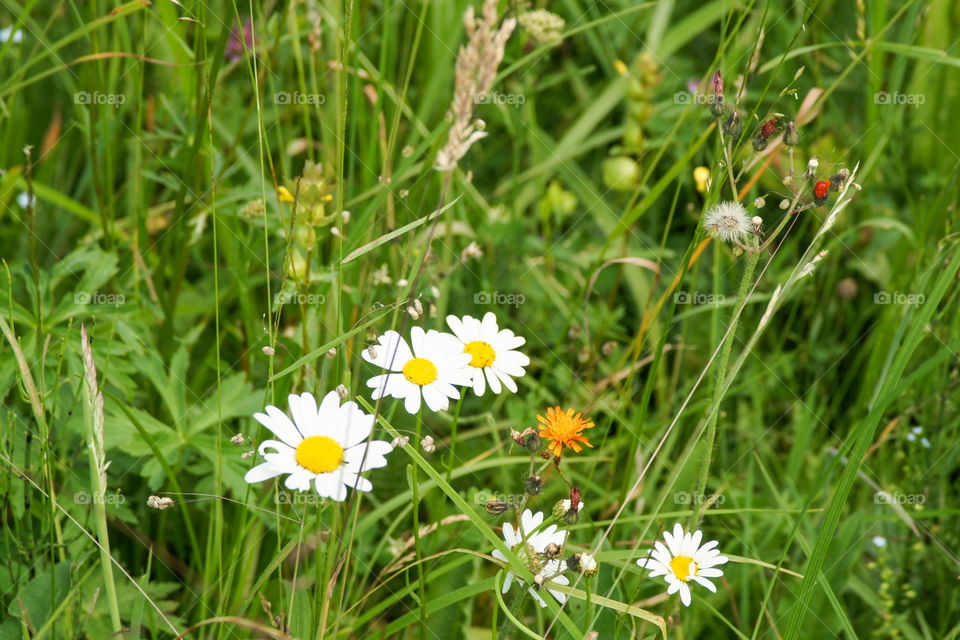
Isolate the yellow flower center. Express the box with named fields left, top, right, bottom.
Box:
left=670, top=555, right=697, bottom=582
left=402, top=357, right=438, bottom=386
left=464, top=340, right=496, bottom=368
left=295, top=436, right=344, bottom=474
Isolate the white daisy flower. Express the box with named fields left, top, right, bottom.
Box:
left=363, top=327, right=472, bottom=414
left=635, top=523, right=728, bottom=607
left=492, top=509, right=569, bottom=608
left=244, top=391, right=392, bottom=501
left=445, top=312, right=529, bottom=395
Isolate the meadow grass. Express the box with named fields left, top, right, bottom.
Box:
left=1, top=0, right=959, bottom=638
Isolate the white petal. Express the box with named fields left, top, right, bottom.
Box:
left=254, top=406, right=303, bottom=446
left=471, top=369, right=486, bottom=395
left=421, top=384, right=449, bottom=412
left=362, top=331, right=411, bottom=370
left=679, top=582, right=692, bottom=606
left=693, top=575, right=717, bottom=593
left=244, top=462, right=283, bottom=484
left=402, top=388, right=422, bottom=414
left=344, top=440, right=392, bottom=471
left=528, top=588, right=547, bottom=608
left=485, top=368, right=502, bottom=394
left=502, top=571, right=514, bottom=594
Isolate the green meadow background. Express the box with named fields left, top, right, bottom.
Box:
left=1, top=0, right=958, bottom=638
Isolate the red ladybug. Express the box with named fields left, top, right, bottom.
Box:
left=814, top=179, right=831, bottom=200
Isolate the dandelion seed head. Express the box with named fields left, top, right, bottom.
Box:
left=703, top=201, right=752, bottom=245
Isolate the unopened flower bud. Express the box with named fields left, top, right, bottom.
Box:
left=779, top=199, right=791, bottom=210
left=336, top=384, right=348, bottom=400
left=783, top=121, right=799, bottom=146
left=262, top=345, right=275, bottom=356
left=241, top=450, right=254, bottom=459
left=579, top=553, right=599, bottom=577
left=391, top=435, right=409, bottom=448
left=752, top=216, right=763, bottom=234
left=367, top=345, right=378, bottom=359
left=407, top=306, right=420, bottom=320
left=147, top=495, right=174, bottom=510
left=230, top=433, right=245, bottom=446
left=524, top=475, right=543, bottom=495
left=567, top=325, right=581, bottom=340
left=521, top=428, right=542, bottom=453
left=326, top=347, right=337, bottom=359
left=420, top=435, right=436, bottom=453
left=601, top=341, right=617, bottom=356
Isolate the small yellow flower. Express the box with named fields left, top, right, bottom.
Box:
left=278, top=186, right=294, bottom=203
left=537, top=407, right=594, bottom=458
left=613, top=59, right=628, bottom=76
left=693, top=166, right=711, bottom=194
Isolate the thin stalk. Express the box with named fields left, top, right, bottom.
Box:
left=446, top=395, right=465, bottom=481
left=693, top=242, right=760, bottom=526
left=411, top=409, right=427, bottom=639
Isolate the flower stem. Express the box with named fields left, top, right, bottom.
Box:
left=694, top=241, right=760, bottom=526
left=497, top=588, right=526, bottom=640
left=411, top=409, right=427, bottom=640
left=445, top=394, right=465, bottom=481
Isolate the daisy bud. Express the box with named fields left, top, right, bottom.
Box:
left=367, top=345, right=378, bottom=359
left=566, top=553, right=581, bottom=572
left=544, top=542, right=561, bottom=559
left=147, top=495, right=174, bottom=510
left=533, top=573, right=546, bottom=590
left=407, top=306, right=420, bottom=320
left=262, top=345, right=275, bottom=356
left=413, top=299, right=423, bottom=315
left=484, top=499, right=509, bottom=515
left=601, top=341, right=618, bottom=356
left=580, top=553, right=599, bottom=577
left=420, top=435, right=436, bottom=454
left=779, top=199, right=791, bottom=210
left=230, top=433, right=245, bottom=446
left=336, top=384, right=348, bottom=400
left=326, top=347, right=337, bottom=359
left=524, top=475, right=543, bottom=495
left=391, top=435, right=410, bottom=448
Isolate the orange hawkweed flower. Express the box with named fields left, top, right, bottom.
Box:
left=537, top=407, right=594, bottom=458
